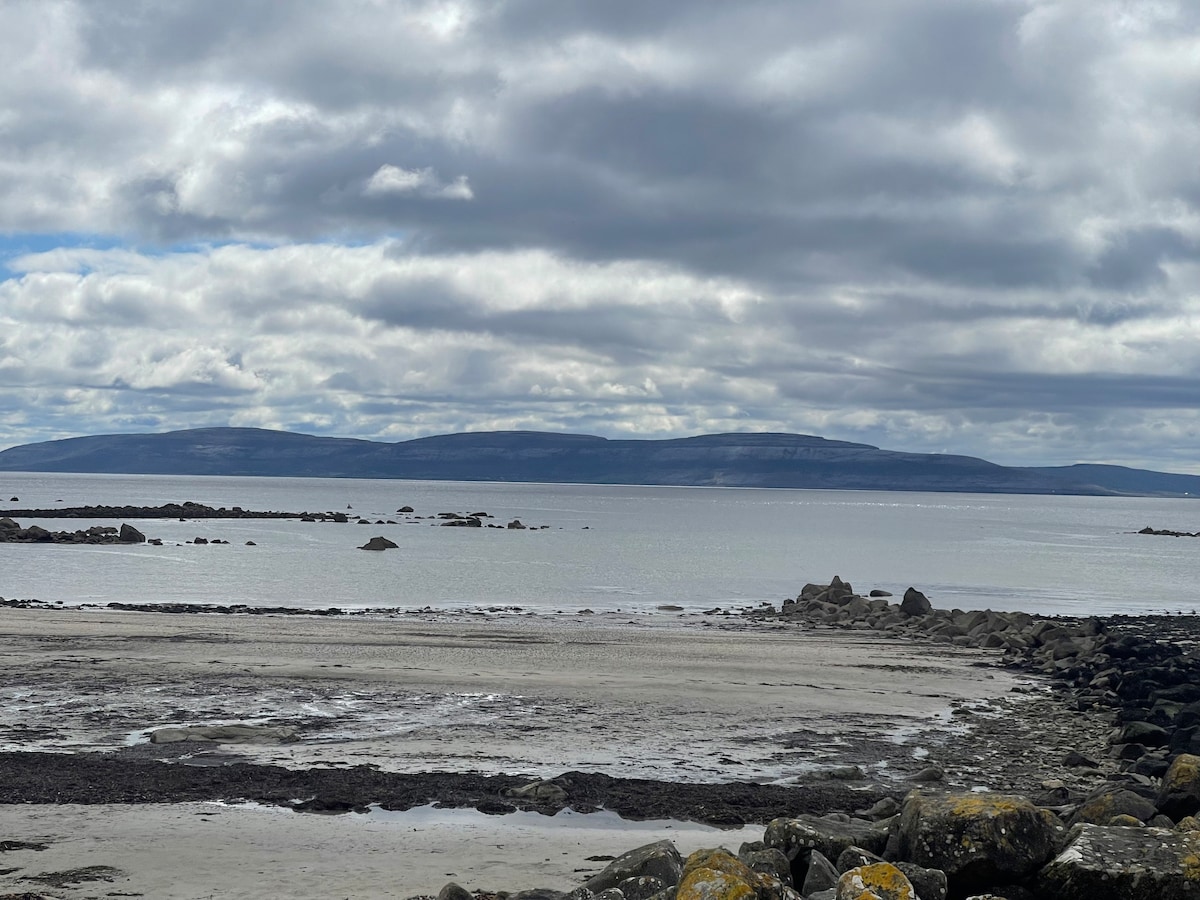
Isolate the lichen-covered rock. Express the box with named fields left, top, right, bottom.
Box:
left=737, top=845, right=791, bottom=885
left=1068, top=787, right=1157, bottom=826
left=889, top=791, right=1063, bottom=893
left=582, top=840, right=683, bottom=895
left=1037, top=823, right=1200, bottom=899
left=835, top=863, right=915, bottom=900
left=676, top=849, right=759, bottom=900
left=765, top=813, right=888, bottom=877
left=1160, top=753, right=1200, bottom=820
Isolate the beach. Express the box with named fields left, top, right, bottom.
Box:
left=0, top=605, right=1113, bottom=897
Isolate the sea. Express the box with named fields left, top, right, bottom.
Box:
left=0, top=471, right=1197, bottom=618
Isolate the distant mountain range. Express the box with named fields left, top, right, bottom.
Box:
left=0, top=427, right=1197, bottom=497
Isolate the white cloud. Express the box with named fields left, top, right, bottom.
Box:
left=363, top=164, right=474, bottom=200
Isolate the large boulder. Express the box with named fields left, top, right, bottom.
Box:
left=581, top=840, right=684, bottom=895
left=899, top=588, right=933, bottom=617
left=765, top=814, right=888, bottom=885
left=888, top=792, right=1063, bottom=894
left=1037, top=823, right=1200, bottom=899
left=1159, top=753, right=1200, bottom=821
left=118, top=523, right=147, bottom=543
left=676, top=849, right=772, bottom=900
left=1068, top=787, right=1158, bottom=826
left=835, top=863, right=915, bottom=900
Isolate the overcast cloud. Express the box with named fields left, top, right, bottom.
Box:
left=1, top=0, right=1199, bottom=470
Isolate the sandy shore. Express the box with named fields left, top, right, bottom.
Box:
left=0, top=607, right=1106, bottom=897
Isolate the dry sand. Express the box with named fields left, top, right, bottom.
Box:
left=0, top=607, right=1029, bottom=897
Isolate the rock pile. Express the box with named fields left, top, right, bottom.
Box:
left=442, top=788, right=1200, bottom=899
left=0, top=517, right=147, bottom=544
left=434, top=580, right=1200, bottom=899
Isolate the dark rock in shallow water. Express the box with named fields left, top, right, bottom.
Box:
left=118, top=523, right=146, bottom=543
left=359, top=536, right=398, bottom=551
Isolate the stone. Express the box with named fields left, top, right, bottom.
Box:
left=899, top=588, right=933, bottom=617
left=438, top=883, right=473, bottom=900
left=582, top=840, right=684, bottom=895
left=888, top=791, right=1063, bottom=893
left=1068, top=787, right=1157, bottom=826
left=507, top=519, right=527, bottom=529
left=737, top=846, right=791, bottom=885
left=1063, top=750, right=1100, bottom=768
left=504, top=779, right=568, bottom=804
left=907, top=765, right=944, bottom=782
left=1038, top=823, right=1200, bottom=899
left=616, top=875, right=666, bottom=900
left=359, top=536, right=398, bottom=551
left=1113, top=721, right=1170, bottom=748
left=118, top=523, right=146, bottom=543
left=1159, top=753, right=1200, bottom=820
left=836, top=846, right=884, bottom=872
left=894, top=861, right=947, bottom=900
left=765, top=813, right=889, bottom=885
left=801, top=850, right=840, bottom=895
left=677, top=849, right=760, bottom=900
left=835, top=863, right=915, bottom=900
left=148, top=724, right=298, bottom=744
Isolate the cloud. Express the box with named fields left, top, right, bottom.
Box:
left=363, top=165, right=474, bottom=200
left=1, top=1, right=1199, bottom=471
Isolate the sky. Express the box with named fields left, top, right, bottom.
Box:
left=1, top=1, right=1199, bottom=472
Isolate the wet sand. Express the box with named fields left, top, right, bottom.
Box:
left=0, top=607, right=1099, bottom=897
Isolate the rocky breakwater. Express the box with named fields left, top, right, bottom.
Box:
left=431, top=785, right=1200, bottom=899
left=431, top=582, right=1200, bottom=899
left=0, top=516, right=147, bottom=545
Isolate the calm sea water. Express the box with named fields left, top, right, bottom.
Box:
left=0, top=472, right=1197, bottom=617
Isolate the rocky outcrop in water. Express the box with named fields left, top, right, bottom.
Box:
left=0, top=518, right=150, bottom=544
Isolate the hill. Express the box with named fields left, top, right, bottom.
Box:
left=0, top=427, right=1197, bottom=496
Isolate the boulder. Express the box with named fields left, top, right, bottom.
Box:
left=507, top=519, right=527, bottom=529
left=148, top=724, right=297, bottom=744
left=835, top=863, right=915, bottom=900
left=676, top=849, right=761, bottom=900
left=437, top=884, right=473, bottom=900
left=1068, top=787, right=1157, bottom=826
left=359, top=536, right=398, bottom=551
left=1159, top=753, right=1200, bottom=820
left=504, top=779, right=568, bottom=804
left=899, top=588, right=933, bottom=617
left=582, top=840, right=684, bottom=895
left=801, top=850, right=840, bottom=895
left=0, top=517, right=19, bottom=530
left=24, top=525, right=52, bottom=542
left=765, top=814, right=888, bottom=886
left=1037, top=823, right=1200, bottom=899
left=894, top=861, right=947, bottom=900
left=118, top=523, right=146, bottom=543
left=888, top=792, right=1063, bottom=893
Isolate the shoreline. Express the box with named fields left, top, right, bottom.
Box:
left=4, top=585, right=1198, bottom=896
